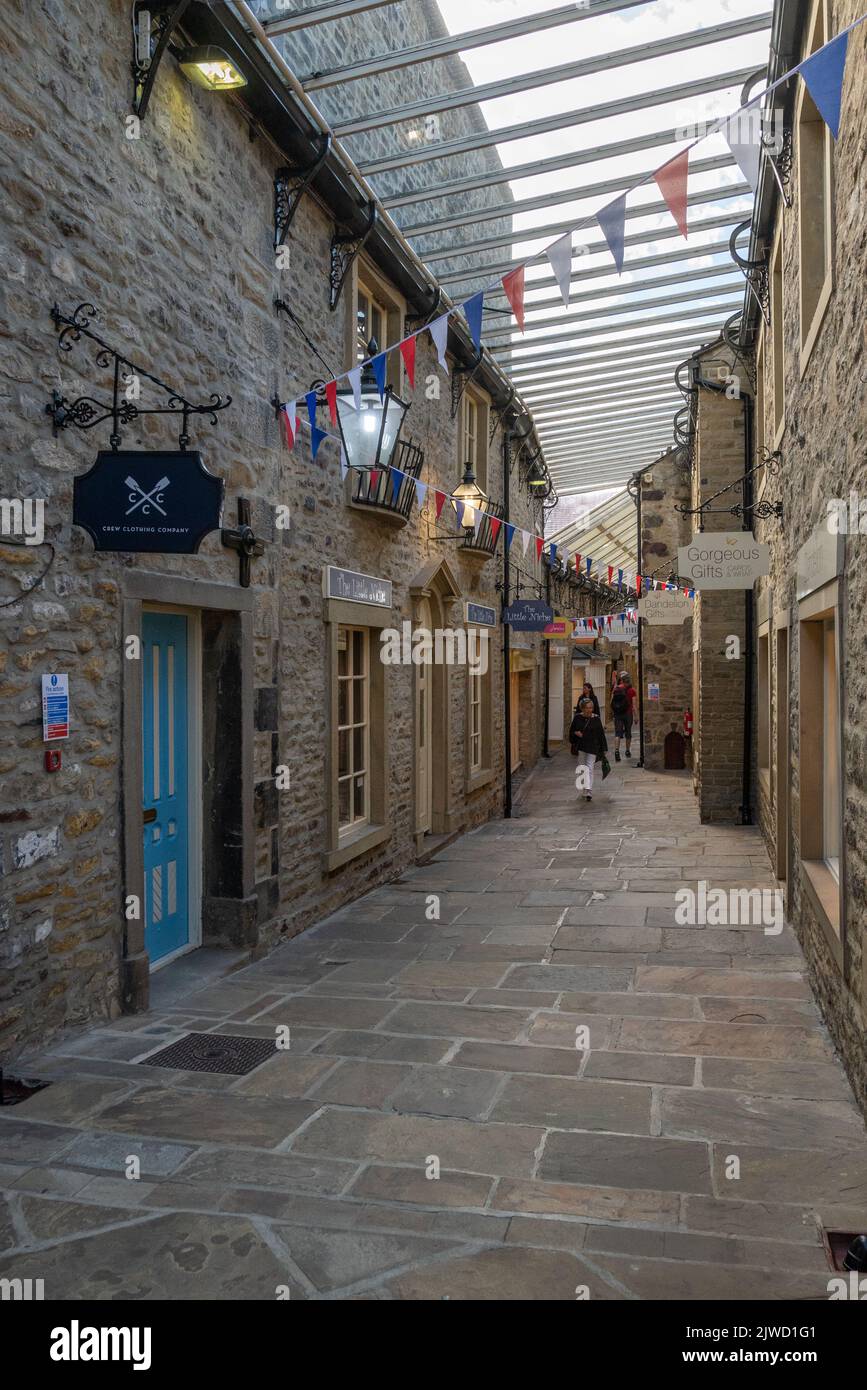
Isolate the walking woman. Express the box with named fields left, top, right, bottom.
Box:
left=570, top=697, right=609, bottom=802
left=579, top=681, right=600, bottom=716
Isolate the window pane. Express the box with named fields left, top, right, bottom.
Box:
left=353, top=773, right=366, bottom=819
left=338, top=728, right=349, bottom=778
left=353, top=723, right=365, bottom=772
left=352, top=676, right=365, bottom=723
left=352, top=629, right=365, bottom=673
left=338, top=678, right=348, bottom=726
left=338, top=778, right=350, bottom=826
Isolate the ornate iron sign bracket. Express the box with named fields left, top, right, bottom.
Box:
left=675, top=447, right=784, bottom=525
left=274, top=134, right=332, bottom=247
left=330, top=202, right=377, bottom=310
left=404, top=284, right=443, bottom=331
left=46, top=303, right=231, bottom=451
left=450, top=349, right=483, bottom=421
left=489, top=387, right=516, bottom=443
left=132, top=0, right=192, bottom=120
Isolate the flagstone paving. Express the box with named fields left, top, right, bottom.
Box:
left=2, top=754, right=866, bottom=1300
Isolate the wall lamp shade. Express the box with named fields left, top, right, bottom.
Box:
left=335, top=343, right=410, bottom=471
left=527, top=460, right=549, bottom=490
left=178, top=46, right=247, bottom=91
left=452, top=461, right=488, bottom=531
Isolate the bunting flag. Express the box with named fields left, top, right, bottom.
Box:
left=653, top=149, right=690, bottom=238
left=800, top=30, right=849, bottom=139
left=371, top=352, right=388, bottom=401
left=347, top=365, right=362, bottom=411
left=502, top=266, right=526, bottom=332
left=607, top=565, right=614, bottom=586
left=369, top=469, right=380, bottom=494
left=310, top=423, right=327, bottom=461
left=429, top=313, right=450, bottom=371
left=280, top=401, right=298, bottom=449
left=585, top=557, right=592, bottom=575
left=546, top=232, right=573, bottom=307
left=415, top=479, right=427, bottom=511
left=636, top=574, right=643, bottom=595
left=504, top=523, right=516, bottom=551
left=434, top=489, right=447, bottom=519
left=325, top=380, right=338, bottom=425
left=723, top=112, right=762, bottom=192
left=389, top=467, right=403, bottom=503
left=520, top=530, right=531, bottom=558
left=454, top=499, right=465, bottom=529
left=535, top=536, right=544, bottom=564
left=399, top=336, right=416, bottom=389
left=575, top=553, right=581, bottom=574
left=305, top=390, right=318, bottom=430
left=463, top=292, right=485, bottom=349
left=597, top=193, right=628, bottom=274
left=549, top=543, right=558, bottom=565
left=489, top=517, right=502, bottom=546
left=617, top=568, right=623, bottom=592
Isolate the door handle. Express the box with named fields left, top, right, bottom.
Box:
left=143, top=807, right=157, bottom=823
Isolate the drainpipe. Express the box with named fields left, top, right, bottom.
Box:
left=636, top=475, right=646, bottom=769
left=503, top=426, right=512, bottom=819
left=543, top=560, right=551, bottom=758
left=741, top=392, right=755, bottom=825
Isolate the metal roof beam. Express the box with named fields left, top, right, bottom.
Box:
left=299, top=0, right=649, bottom=88
left=334, top=13, right=773, bottom=135
left=420, top=184, right=750, bottom=264
left=505, top=321, right=729, bottom=377
left=486, top=281, right=743, bottom=348
left=357, top=67, right=760, bottom=174
left=542, top=412, right=678, bottom=445
left=436, top=219, right=743, bottom=288
left=519, top=262, right=738, bottom=321
left=493, top=298, right=742, bottom=361
left=261, top=0, right=402, bottom=34
left=403, top=154, right=735, bottom=238
left=543, top=418, right=676, bottom=453
left=530, top=374, right=681, bottom=409
left=519, top=356, right=695, bottom=398
left=383, top=126, right=692, bottom=210
left=534, top=385, right=682, bottom=421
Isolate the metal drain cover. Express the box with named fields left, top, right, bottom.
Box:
left=141, top=1032, right=276, bottom=1075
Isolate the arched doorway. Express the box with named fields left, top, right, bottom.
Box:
left=409, top=558, right=462, bottom=846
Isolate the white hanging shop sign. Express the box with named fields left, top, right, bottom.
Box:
left=677, top=533, right=770, bottom=589
left=638, top=590, right=693, bottom=625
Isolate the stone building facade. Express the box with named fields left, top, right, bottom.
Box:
left=0, top=0, right=552, bottom=1060
left=676, top=0, right=867, bottom=1112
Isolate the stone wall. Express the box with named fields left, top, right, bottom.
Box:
left=0, top=0, right=544, bottom=1060
left=639, top=448, right=693, bottom=771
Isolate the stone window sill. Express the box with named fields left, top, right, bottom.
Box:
left=466, top=767, right=495, bottom=796
left=325, top=823, right=390, bottom=873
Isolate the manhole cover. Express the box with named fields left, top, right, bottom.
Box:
left=141, top=1032, right=276, bottom=1075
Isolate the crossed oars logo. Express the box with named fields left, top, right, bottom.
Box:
left=125, top=475, right=170, bottom=517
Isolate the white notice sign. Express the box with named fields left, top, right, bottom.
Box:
left=639, top=590, right=693, bottom=625
left=796, top=524, right=844, bottom=601
left=677, top=533, right=769, bottom=589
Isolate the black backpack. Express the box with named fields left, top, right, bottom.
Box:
left=612, top=686, right=629, bottom=716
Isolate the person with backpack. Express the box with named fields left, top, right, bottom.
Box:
left=570, top=697, right=609, bottom=801
left=611, top=672, right=637, bottom=761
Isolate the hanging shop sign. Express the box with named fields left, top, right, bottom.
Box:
left=41, top=672, right=69, bottom=740
left=73, top=451, right=223, bottom=554
left=543, top=615, right=574, bottom=638
left=502, top=600, right=553, bottom=631
left=465, top=602, right=497, bottom=627
left=796, top=524, right=844, bottom=601
left=325, top=565, right=392, bottom=607
left=677, top=534, right=769, bottom=589
left=638, top=590, right=693, bottom=625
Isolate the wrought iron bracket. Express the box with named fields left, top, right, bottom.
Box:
left=490, top=387, right=516, bottom=443
left=764, top=123, right=794, bottom=209
left=450, top=349, right=483, bottom=421
left=131, top=0, right=192, bottom=120
left=730, top=220, right=770, bottom=326
left=46, top=302, right=230, bottom=452
left=330, top=202, right=377, bottom=310
left=274, top=134, right=331, bottom=248
left=675, top=447, right=783, bottom=523
left=405, top=283, right=443, bottom=331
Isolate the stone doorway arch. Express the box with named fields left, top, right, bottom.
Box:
left=409, top=557, right=462, bottom=845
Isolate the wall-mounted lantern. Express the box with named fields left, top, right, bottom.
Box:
left=451, top=461, right=488, bottom=532
left=334, top=340, right=410, bottom=472
left=177, top=46, right=248, bottom=92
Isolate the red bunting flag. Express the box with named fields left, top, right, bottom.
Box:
left=607, top=565, right=614, bottom=586
left=535, top=535, right=543, bottom=563
left=575, top=553, right=581, bottom=573
left=369, top=469, right=380, bottom=493
left=636, top=574, right=643, bottom=594
left=279, top=405, right=296, bottom=450
left=434, top=489, right=447, bottom=519
left=653, top=149, right=690, bottom=239
left=399, top=335, right=416, bottom=389
left=502, top=266, right=526, bottom=333
left=325, top=380, right=338, bottom=425
left=489, top=517, right=502, bottom=545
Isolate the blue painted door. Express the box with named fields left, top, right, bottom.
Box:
left=142, top=613, right=190, bottom=964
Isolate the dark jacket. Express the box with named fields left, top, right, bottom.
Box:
left=569, top=713, right=608, bottom=758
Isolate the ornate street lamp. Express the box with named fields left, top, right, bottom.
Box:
left=334, top=339, right=410, bottom=472
left=451, top=460, right=488, bottom=532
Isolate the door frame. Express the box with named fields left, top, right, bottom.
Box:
left=415, top=596, right=434, bottom=835
left=548, top=653, right=565, bottom=742
left=142, top=604, right=203, bottom=971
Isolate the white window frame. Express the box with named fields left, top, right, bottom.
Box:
left=336, top=624, right=370, bottom=837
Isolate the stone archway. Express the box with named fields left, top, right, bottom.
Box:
left=409, top=557, right=462, bottom=843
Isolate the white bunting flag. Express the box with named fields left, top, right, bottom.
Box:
left=347, top=365, right=362, bottom=411
left=723, top=111, right=762, bottom=192
left=415, top=479, right=427, bottom=511
left=545, top=232, right=573, bottom=307
left=429, top=312, right=450, bottom=372
left=520, top=529, right=531, bottom=558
